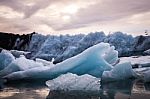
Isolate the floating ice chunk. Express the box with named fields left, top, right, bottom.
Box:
left=0, top=50, right=15, bottom=70
left=102, top=62, right=137, bottom=82
left=10, top=50, right=31, bottom=58
left=4, top=43, right=113, bottom=80
left=46, top=73, right=100, bottom=91
left=0, top=55, right=43, bottom=77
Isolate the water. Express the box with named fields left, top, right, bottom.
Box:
left=0, top=80, right=49, bottom=99
left=0, top=79, right=150, bottom=99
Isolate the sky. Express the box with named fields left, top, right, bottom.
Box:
left=0, top=0, right=150, bottom=36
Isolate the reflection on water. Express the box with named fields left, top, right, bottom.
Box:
left=47, top=80, right=150, bottom=99
left=0, top=79, right=49, bottom=99
left=1, top=79, right=150, bottom=99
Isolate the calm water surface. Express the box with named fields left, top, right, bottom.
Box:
left=0, top=79, right=150, bottom=99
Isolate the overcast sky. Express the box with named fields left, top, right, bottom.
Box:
left=0, top=0, right=150, bottom=36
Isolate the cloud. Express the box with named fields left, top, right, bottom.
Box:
left=56, top=0, right=150, bottom=30
left=0, top=0, right=150, bottom=35
left=0, top=0, right=56, bottom=18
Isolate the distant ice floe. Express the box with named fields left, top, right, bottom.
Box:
left=120, top=56, right=150, bottom=67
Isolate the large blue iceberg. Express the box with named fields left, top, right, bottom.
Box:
left=1, top=42, right=116, bottom=80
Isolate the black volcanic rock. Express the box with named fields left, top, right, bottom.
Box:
left=0, top=32, right=35, bottom=50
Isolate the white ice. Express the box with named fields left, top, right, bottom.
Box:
left=0, top=55, right=43, bottom=77
left=0, top=50, right=15, bottom=70
left=102, top=62, right=137, bottom=82
left=46, top=73, right=100, bottom=91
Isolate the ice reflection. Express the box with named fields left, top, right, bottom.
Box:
left=100, top=80, right=134, bottom=99
left=0, top=80, right=49, bottom=99
left=1, top=79, right=150, bottom=99
left=47, top=80, right=150, bottom=99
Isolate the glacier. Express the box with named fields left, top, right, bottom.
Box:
left=2, top=42, right=114, bottom=80
left=28, top=32, right=134, bottom=63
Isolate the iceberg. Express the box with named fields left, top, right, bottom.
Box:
left=0, top=55, right=44, bottom=77
left=0, top=50, right=15, bottom=70
left=46, top=73, right=100, bottom=91
left=3, top=43, right=114, bottom=80
left=102, top=62, right=137, bottom=82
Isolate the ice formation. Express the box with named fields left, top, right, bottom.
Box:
left=102, top=62, right=137, bottom=82
left=0, top=55, right=44, bottom=77
left=0, top=50, right=15, bottom=70
left=2, top=43, right=114, bottom=80
left=102, top=46, right=119, bottom=65
left=46, top=73, right=100, bottom=91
